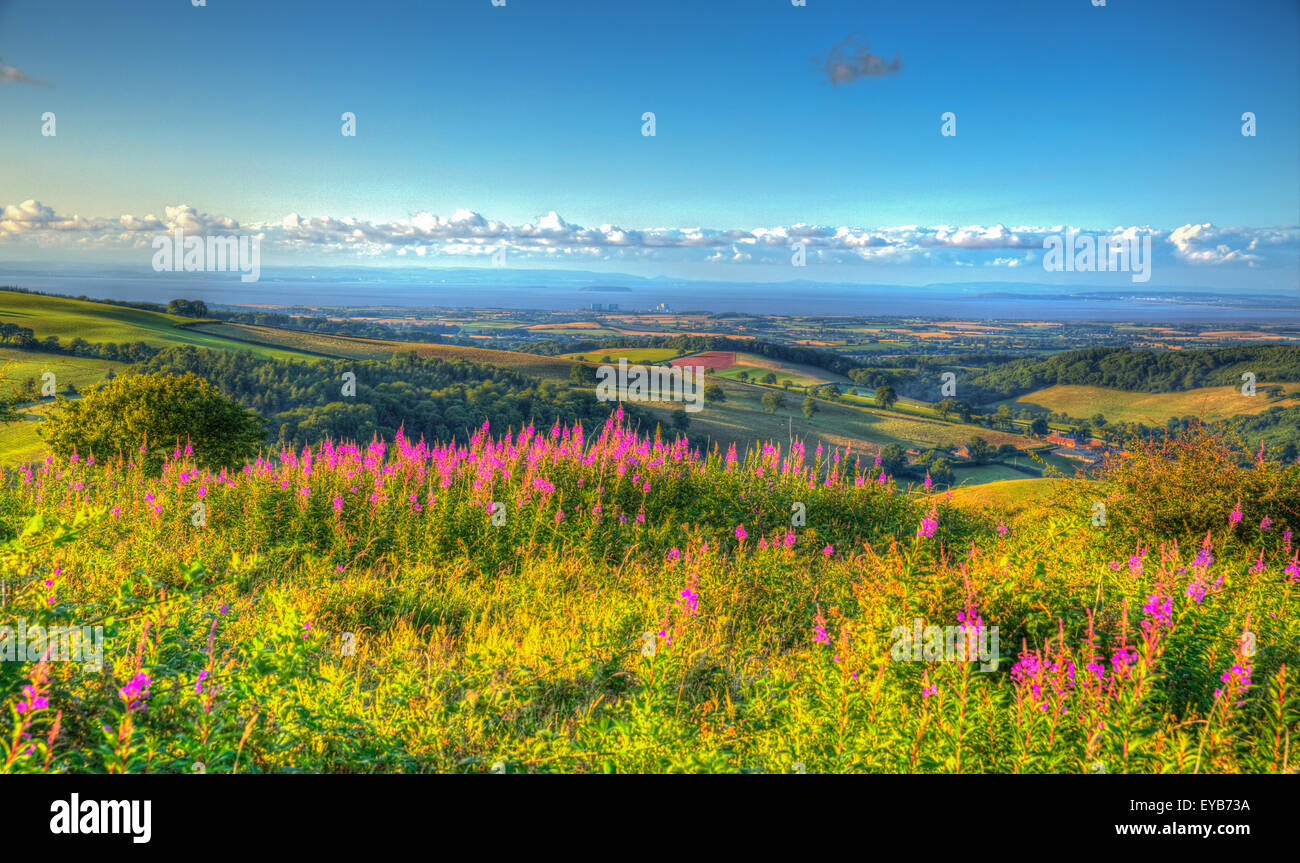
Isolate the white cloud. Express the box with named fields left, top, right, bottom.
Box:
left=2, top=199, right=1295, bottom=271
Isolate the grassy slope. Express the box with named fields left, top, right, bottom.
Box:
left=946, top=477, right=1070, bottom=515
left=0, top=350, right=127, bottom=463
left=1015, top=382, right=1300, bottom=424
left=709, top=351, right=851, bottom=388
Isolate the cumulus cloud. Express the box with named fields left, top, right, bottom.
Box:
left=819, top=35, right=901, bottom=86
left=1, top=198, right=1294, bottom=270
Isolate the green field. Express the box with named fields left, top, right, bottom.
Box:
left=0, top=350, right=121, bottom=398
left=562, top=347, right=682, bottom=363
left=1014, top=382, right=1300, bottom=425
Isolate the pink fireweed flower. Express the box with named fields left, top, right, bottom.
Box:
left=996, top=522, right=1009, bottom=537
left=812, top=604, right=830, bottom=645
left=1214, top=661, right=1253, bottom=706
left=1259, top=516, right=1272, bottom=532
left=1142, top=593, right=1173, bottom=628
left=735, top=524, right=748, bottom=542
left=823, top=544, right=834, bottom=557
left=1229, top=500, right=1242, bottom=529
left=1250, top=551, right=1266, bottom=574
left=923, top=472, right=932, bottom=491
left=332, top=497, right=344, bottom=514
left=667, top=547, right=681, bottom=562
left=15, top=684, right=49, bottom=714
left=118, top=672, right=152, bottom=709
left=916, top=509, right=938, bottom=538
left=302, top=621, right=313, bottom=640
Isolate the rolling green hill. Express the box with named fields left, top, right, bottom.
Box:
left=0, top=290, right=302, bottom=360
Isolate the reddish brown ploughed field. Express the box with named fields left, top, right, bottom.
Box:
left=670, top=351, right=736, bottom=370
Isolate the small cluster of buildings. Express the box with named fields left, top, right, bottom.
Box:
left=1043, top=432, right=1129, bottom=461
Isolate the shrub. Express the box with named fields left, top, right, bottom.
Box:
left=40, top=372, right=265, bottom=472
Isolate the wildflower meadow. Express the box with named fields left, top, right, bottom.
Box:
left=1, top=411, right=1297, bottom=774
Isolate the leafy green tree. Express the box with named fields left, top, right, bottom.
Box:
left=762, top=372, right=777, bottom=385
left=40, top=372, right=265, bottom=472
left=1029, top=417, right=1049, bottom=436
left=703, top=383, right=726, bottom=404
left=670, top=410, right=690, bottom=431
left=0, top=394, right=24, bottom=425
left=879, top=443, right=908, bottom=475
left=874, top=385, right=897, bottom=410
left=935, top=397, right=958, bottom=420
left=927, top=457, right=954, bottom=487
left=761, top=391, right=786, bottom=414
left=569, top=363, right=597, bottom=385
left=966, top=436, right=992, bottom=464
left=801, top=396, right=818, bottom=418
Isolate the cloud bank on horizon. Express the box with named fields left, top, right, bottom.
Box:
left=2, top=199, right=1295, bottom=278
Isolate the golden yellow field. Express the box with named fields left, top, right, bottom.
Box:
left=1015, top=382, right=1300, bottom=424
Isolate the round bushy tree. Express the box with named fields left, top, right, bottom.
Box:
left=40, top=372, right=265, bottom=471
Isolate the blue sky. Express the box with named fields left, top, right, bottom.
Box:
left=1, top=0, right=1297, bottom=289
